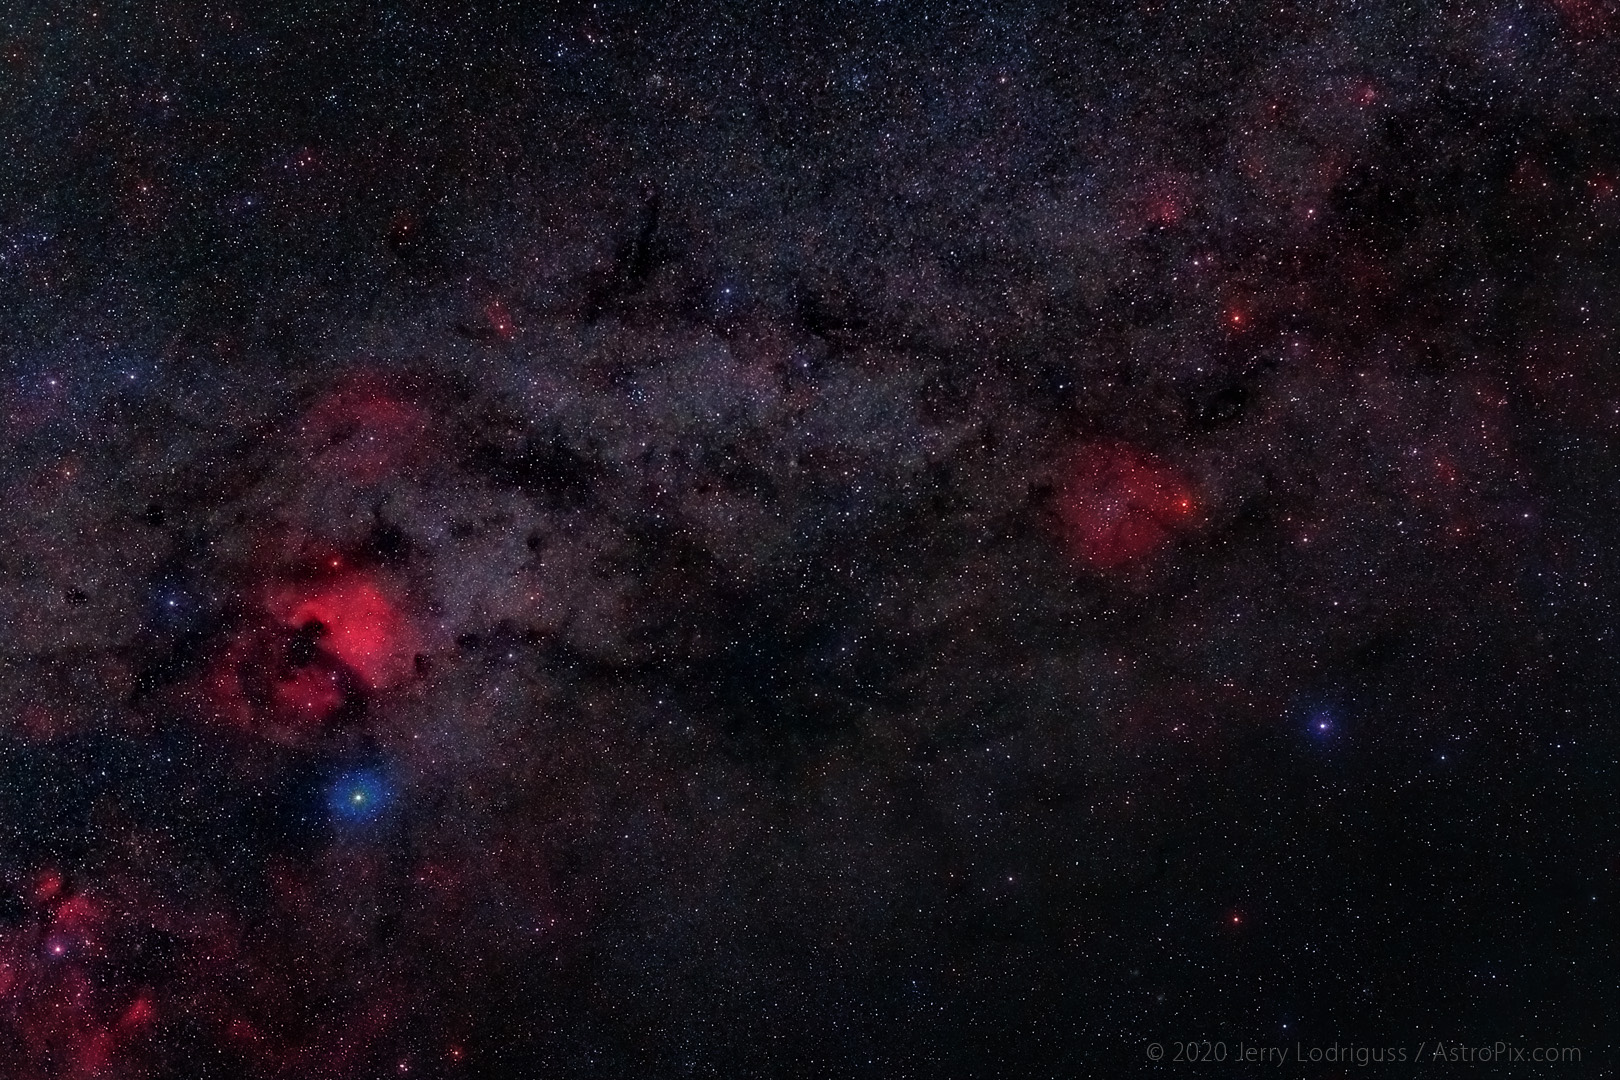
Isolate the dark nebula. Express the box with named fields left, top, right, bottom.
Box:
left=0, top=1, right=1616, bottom=1076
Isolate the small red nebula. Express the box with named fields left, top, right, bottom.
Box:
left=269, top=663, right=348, bottom=723
left=18, top=704, right=68, bottom=741
left=1147, top=195, right=1183, bottom=226
left=51, top=894, right=98, bottom=932
left=1549, top=0, right=1616, bottom=37
left=75, top=1030, right=116, bottom=1077
left=197, top=631, right=351, bottom=739
left=298, top=375, right=432, bottom=482
left=227, top=1018, right=264, bottom=1046
left=118, top=995, right=156, bottom=1031
left=485, top=299, right=515, bottom=340
left=266, top=575, right=419, bottom=689
left=32, top=870, right=63, bottom=904
left=1134, top=173, right=1192, bottom=229
left=1054, top=443, right=1200, bottom=570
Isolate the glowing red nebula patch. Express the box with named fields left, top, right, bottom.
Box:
left=192, top=570, right=421, bottom=740
left=1131, top=172, right=1193, bottom=230
left=485, top=299, right=515, bottom=341
left=197, top=630, right=352, bottom=739
left=269, top=663, right=349, bottom=723
left=1549, top=0, right=1616, bottom=38
left=50, top=894, right=98, bottom=933
left=0, top=883, right=158, bottom=1080
left=117, top=995, right=156, bottom=1031
left=1054, top=442, right=1200, bottom=570
left=298, top=375, right=432, bottom=481
left=32, top=870, right=63, bottom=904
left=266, top=575, right=419, bottom=689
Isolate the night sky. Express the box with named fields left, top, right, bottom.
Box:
left=0, top=1, right=1617, bottom=1076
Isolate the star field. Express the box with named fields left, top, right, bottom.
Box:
left=0, top=1, right=1616, bottom=1076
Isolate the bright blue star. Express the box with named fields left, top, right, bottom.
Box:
left=147, top=578, right=207, bottom=635
left=1296, top=697, right=1346, bottom=748
left=327, top=768, right=392, bottom=823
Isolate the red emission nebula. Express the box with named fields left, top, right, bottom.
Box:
left=198, top=568, right=421, bottom=741
left=1054, top=442, right=1201, bottom=570
left=264, top=575, right=420, bottom=691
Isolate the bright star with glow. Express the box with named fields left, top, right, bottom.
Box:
left=1294, top=696, right=1347, bottom=747
left=327, top=767, right=393, bottom=823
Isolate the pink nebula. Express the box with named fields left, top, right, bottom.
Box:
left=1054, top=442, right=1199, bottom=570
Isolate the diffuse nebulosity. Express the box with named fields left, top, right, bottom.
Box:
left=0, top=0, right=1616, bottom=1076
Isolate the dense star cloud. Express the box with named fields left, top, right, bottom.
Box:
left=0, top=0, right=1616, bottom=1075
